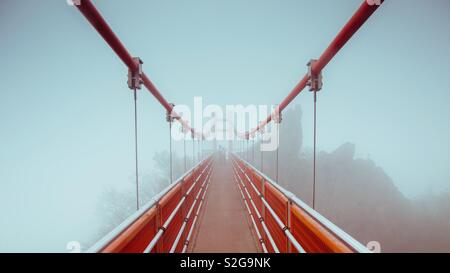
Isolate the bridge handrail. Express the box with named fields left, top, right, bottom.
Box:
left=143, top=160, right=213, bottom=253
left=232, top=159, right=305, bottom=253
left=232, top=153, right=369, bottom=253
left=87, top=156, right=213, bottom=253
left=232, top=167, right=280, bottom=252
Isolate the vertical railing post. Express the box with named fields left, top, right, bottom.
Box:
left=287, top=201, right=292, bottom=253
left=156, top=202, right=163, bottom=253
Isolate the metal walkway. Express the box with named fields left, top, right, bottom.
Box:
left=190, top=155, right=259, bottom=253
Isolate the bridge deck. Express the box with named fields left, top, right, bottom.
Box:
left=189, top=155, right=259, bottom=253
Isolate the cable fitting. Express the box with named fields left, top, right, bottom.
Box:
left=307, top=59, right=323, bottom=92
left=127, top=57, right=144, bottom=90
left=166, top=103, right=176, bottom=123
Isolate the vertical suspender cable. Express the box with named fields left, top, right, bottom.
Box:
left=261, top=134, right=264, bottom=173
left=276, top=122, right=279, bottom=183
left=252, top=138, right=255, bottom=164
left=169, top=121, right=173, bottom=183
left=244, top=139, right=246, bottom=161
left=192, top=135, right=195, bottom=166
left=167, top=104, right=174, bottom=184
left=246, top=139, right=248, bottom=161
left=184, top=134, right=187, bottom=172
left=312, top=90, right=317, bottom=209
left=248, top=140, right=250, bottom=161
left=133, top=89, right=139, bottom=210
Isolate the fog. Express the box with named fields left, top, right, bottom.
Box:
left=1, top=0, right=450, bottom=252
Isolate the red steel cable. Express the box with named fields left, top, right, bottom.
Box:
left=250, top=0, right=384, bottom=135
left=75, top=0, right=198, bottom=136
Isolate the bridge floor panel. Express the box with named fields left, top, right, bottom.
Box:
left=190, top=155, right=259, bottom=253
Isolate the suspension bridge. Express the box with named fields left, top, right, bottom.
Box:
left=74, top=0, right=385, bottom=253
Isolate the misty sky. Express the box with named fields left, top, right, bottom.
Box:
left=0, top=0, right=449, bottom=252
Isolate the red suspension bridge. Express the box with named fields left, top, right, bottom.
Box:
left=75, top=0, right=384, bottom=253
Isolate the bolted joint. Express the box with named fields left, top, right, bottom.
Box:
left=307, top=59, right=323, bottom=92
left=166, top=103, right=176, bottom=123
left=127, top=57, right=144, bottom=90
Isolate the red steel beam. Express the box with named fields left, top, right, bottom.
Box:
left=250, top=0, right=384, bottom=135
left=76, top=0, right=197, bottom=136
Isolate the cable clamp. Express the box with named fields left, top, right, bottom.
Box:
left=282, top=226, right=290, bottom=232
left=184, top=217, right=189, bottom=223
left=166, top=103, right=176, bottom=123
left=258, top=217, right=264, bottom=223
left=127, top=57, right=144, bottom=90
left=307, top=59, right=323, bottom=92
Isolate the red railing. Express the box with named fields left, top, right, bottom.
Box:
left=231, top=154, right=369, bottom=253
left=88, top=156, right=214, bottom=253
